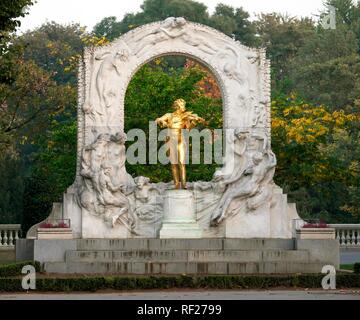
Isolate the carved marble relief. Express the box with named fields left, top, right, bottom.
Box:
left=78, top=133, right=136, bottom=229
left=211, top=131, right=276, bottom=225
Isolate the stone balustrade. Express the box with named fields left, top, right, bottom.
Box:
left=0, top=224, right=21, bottom=247
left=328, top=224, right=360, bottom=247
left=2, top=223, right=359, bottom=248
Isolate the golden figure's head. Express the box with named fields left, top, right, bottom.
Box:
left=173, top=98, right=186, bottom=112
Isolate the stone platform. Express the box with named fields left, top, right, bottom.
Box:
left=16, top=238, right=339, bottom=274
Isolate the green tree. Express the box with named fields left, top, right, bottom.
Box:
left=140, top=0, right=209, bottom=23
left=0, top=0, right=34, bottom=84
left=320, top=125, right=360, bottom=219
left=124, top=58, right=222, bottom=182
left=291, top=54, right=360, bottom=110
left=4, top=24, right=105, bottom=228
left=0, top=154, right=24, bottom=224
left=290, top=19, right=359, bottom=110
left=286, top=1, right=360, bottom=109
left=93, top=0, right=256, bottom=46
left=0, top=54, right=75, bottom=225
left=255, top=13, right=315, bottom=95
left=325, top=0, right=360, bottom=26
left=92, top=16, right=124, bottom=41
left=209, top=4, right=257, bottom=46
left=22, top=120, right=77, bottom=231
left=0, top=58, right=75, bottom=153
left=17, top=22, right=87, bottom=85
left=271, top=94, right=360, bottom=222
left=0, top=0, right=34, bottom=42
left=94, top=0, right=209, bottom=39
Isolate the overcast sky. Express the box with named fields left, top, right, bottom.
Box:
left=19, top=0, right=329, bottom=33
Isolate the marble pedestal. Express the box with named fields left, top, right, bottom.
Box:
left=159, top=190, right=202, bottom=239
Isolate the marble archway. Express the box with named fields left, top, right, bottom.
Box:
left=76, top=17, right=271, bottom=182
left=28, top=17, right=301, bottom=240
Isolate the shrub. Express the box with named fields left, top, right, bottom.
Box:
left=0, top=261, right=41, bottom=277
left=0, top=274, right=360, bottom=292
left=354, top=263, right=360, bottom=274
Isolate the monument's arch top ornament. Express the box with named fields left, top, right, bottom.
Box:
left=28, top=17, right=301, bottom=240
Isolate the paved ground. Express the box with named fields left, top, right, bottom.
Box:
left=1, top=290, right=360, bottom=300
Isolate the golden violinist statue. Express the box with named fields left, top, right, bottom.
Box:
left=156, top=99, right=207, bottom=189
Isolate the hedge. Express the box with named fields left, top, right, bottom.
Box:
left=0, top=274, right=360, bottom=292
left=0, top=261, right=41, bottom=278
left=354, top=263, right=360, bottom=274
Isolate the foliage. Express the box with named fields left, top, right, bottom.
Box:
left=0, top=273, right=360, bottom=291
left=124, top=58, right=222, bottom=182
left=340, top=264, right=354, bottom=271
left=0, top=154, right=24, bottom=223
left=0, top=43, right=75, bottom=229
left=93, top=0, right=257, bottom=45
left=290, top=31, right=360, bottom=109
left=184, top=59, right=221, bottom=99
left=354, top=263, right=360, bottom=274
left=208, top=4, right=257, bottom=46
left=6, top=24, right=105, bottom=229
left=22, top=120, right=77, bottom=232
left=139, top=0, right=209, bottom=24
left=0, top=261, right=41, bottom=277
left=325, top=0, right=360, bottom=53
left=16, top=22, right=109, bottom=86
left=0, top=0, right=34, bottom=42
left=255, top=13, right=315, bottom=95
left=17, top=22, right=86, bottom=85
left=92, top=16, right=124, bottom=40
left=32, top=120, right=77, bottom=191
left=94, top=0, right=209, bottom=40
left=0, top=57, right=75, bottom=155
left=272, top=94, right=360, bottom=221
left=0, top=0, right=33, bottom=85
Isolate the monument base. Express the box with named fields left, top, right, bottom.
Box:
left=160, top=189, right=202, bottom=239
left=16, top=238, right=340, bottom=274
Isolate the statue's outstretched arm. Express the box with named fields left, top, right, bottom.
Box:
left=155, top=114, right=170, bottom=127
left=186, top=113, right=207, bottom=127
left=223, top=167, right=248, bottom=185
left=192, top=113, right=206, bottom=123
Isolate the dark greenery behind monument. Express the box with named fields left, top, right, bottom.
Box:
left=0, top=0, right=359, bottom=232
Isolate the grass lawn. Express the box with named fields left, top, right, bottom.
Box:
left=340, top=264, right=354, bottom=271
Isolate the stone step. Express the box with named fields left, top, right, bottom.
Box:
left=44, top=261, right=324, bottom=274
left=76, top=239, right=295, bottom=251
left=65, top=249, right=309, bottom=263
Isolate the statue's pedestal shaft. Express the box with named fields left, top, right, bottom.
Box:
left=160, top=190, right=202, bottom=239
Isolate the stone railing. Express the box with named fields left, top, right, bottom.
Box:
left=0, top=224, right=21, bottom=248
left=328, top=224, right=360, bottom=247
